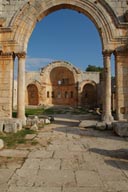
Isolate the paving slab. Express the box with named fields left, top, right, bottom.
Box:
left=76, top=170, right=103, bottom=187
left=8, top=186, right=61, bottom=192
left=39, top=159, right=61, bottom=170
left=35, top=170, right=76, bottom=187
left=8, top=168, right=38, bottom=187
left=0, top=169, right=14, bottom=185
left=0, top=149, right=29, bottom=158
left=28, top=150, right=53, bottom=158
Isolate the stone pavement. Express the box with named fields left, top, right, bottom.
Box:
left=0, top=115, right=128, bottom=192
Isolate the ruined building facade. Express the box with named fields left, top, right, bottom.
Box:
left=24, top=61, right=101, bottom=108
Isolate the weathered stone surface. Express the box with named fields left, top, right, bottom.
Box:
left=0, top=139, right=4, bottom=150
left=96, top=122, right=106, bottom=130
left=79, top=120, right=97, bottom=128
left=31, top=123, right=38, bottom=131
left=0, top=149, right=29, bottom=158
left=0, top=122, right=4, bottom=132
left=112, top=121, right=128, bottom=136
left=4, top=123, right=17, bottom=133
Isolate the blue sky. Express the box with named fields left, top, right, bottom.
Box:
left=24, top=9, right=114, bottom=74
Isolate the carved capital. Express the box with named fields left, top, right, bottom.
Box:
left=102, top=50, right=112, bottom=57
left=0, top=51, right=14, bottom=58
left=17, top=52, right=26, bottom=59
left=114, top=45, right=128, bottom=57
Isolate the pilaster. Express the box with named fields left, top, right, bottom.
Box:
left=0, top=52, right=14, bottom=118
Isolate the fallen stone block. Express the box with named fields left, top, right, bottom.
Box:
left=79, top=120, right=97, bottom=128
left=31, top=123, right=38, bottom=131
left=112, top=121, right=128, bottom=137
left=96, top=122, right=106, bottom=130
left=4, top=123, right=18, bottom=133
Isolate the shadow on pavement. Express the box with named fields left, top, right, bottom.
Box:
left=89, top=148, right=128, bottom=160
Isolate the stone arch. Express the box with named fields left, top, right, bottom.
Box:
left=41, top=61, right=79, bottom=106
left=8, top=0, right=120, bottom=52
left=81, top=80, right=97, bottom=108
left=41, top=60, right=80, bottom=84
left=27, top=84, right=39, bottom=105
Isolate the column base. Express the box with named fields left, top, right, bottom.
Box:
left=17, top=116, right=26, bottom=126
left=102, top=114, right=114, bottom=123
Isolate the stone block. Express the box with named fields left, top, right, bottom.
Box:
left=112, top=121, right=128, bottom=136
left=96, top=122, right=106, bottom=131
left=4, top=123, right=17, bottom=133
left=0, top=139, right=4, bottom=149
left=31, top=123, right=38, bottom=131
left=79, top=120, right=97, bottom=128
left=0, top=122, right=4, bottom=132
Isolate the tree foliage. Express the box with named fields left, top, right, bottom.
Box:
left=86, top=65, right=103, bottom=73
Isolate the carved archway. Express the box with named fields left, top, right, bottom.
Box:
left=8, top=0, right=120, bottom=53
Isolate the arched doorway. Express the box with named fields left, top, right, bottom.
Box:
left=81, top=83, right=97, bottom=109
left=27, top=84, right=39, bottom=105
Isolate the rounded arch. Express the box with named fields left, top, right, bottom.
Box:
left=9, top=0, right=119, bottom=52
left=41, top=61, right=78, bottom=106
left=80, top=80, right=97, bottom=92
left=41, top=60, right=80, bottom=84
left=81, top=80, right=97, bottom=108
left=27, top=84, right=39, bottom=105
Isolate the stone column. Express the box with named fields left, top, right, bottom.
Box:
left=114, top=48, right=128, bottom=120
left=17, top=52, right=26, bottom=124
left=102, top=50, right=113, bottom=122
left=0, top=52, right=14, bottom=118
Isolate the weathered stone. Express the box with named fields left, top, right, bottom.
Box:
left=0, top=122, right=4, bottom=132
left=79, top=120, right=97, bottom=128
left=44, top=119, right=51, bottom=124
left=112, top=121, right=128, bottom=136
left=96, top=122, right=106, bottom=131
left=0, top=139, right=4, bottom=149
left=4, top=123, right=17, bottom=133
left=31, top=123, right=38, bottom=131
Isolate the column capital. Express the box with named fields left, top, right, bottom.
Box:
left=102, top=50, right=113, bottom=57
left=114, top=45, right=128, bottom=57
left=17, top=52, right=26, bottom=59
left=0, top=51, right=14, bottom=57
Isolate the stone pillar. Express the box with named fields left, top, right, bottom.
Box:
left=0, top=52, right=14, bottom=118
left=114, top=48, right=128, bottom=120
left=102, top=50, right=113, bottom=122
left=17, top=52, right=26, bottom=124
